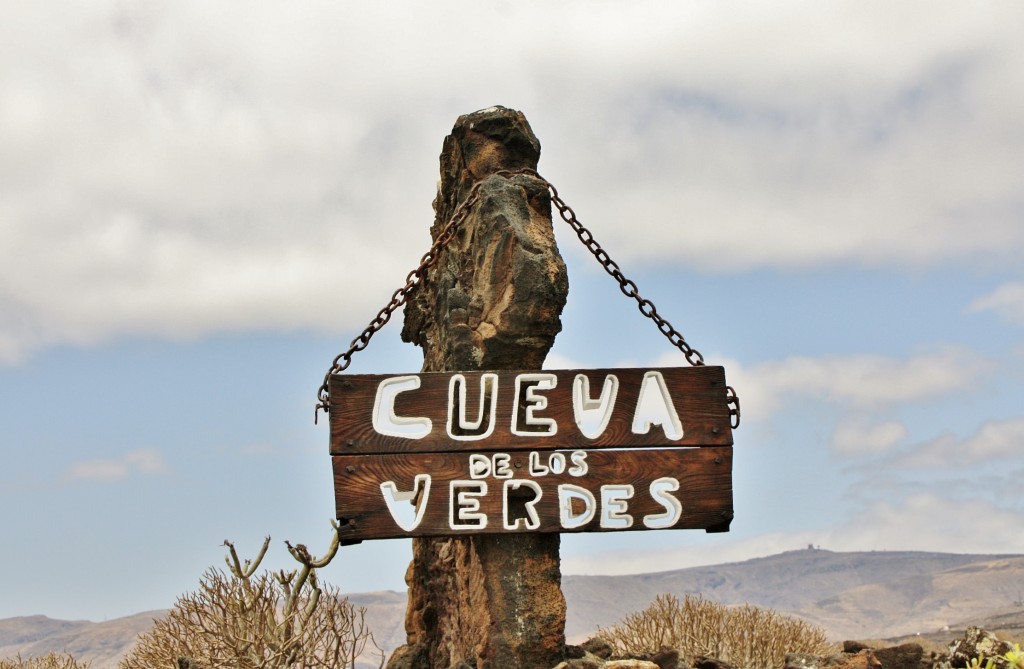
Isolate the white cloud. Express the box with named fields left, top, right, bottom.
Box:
left=562, top=492, right=1024, bottom=577
left=716, top=347, right=990, bottom=423
left=969, top=282, right=1024, bottom=326
left=830, top=418, right=907, bottom=457
left=892, top=417, right=1024, bottom=469
left=61, top=448, right=169, bottom=483
left=2, top=2, right=1023, bottom=362
left=833, top=493, right=1024, bottom=553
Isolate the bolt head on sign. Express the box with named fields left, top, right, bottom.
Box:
left=329, top=366, right=734, bottom=542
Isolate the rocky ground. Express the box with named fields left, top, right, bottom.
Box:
left=553, top=627, right=1021, bottom=669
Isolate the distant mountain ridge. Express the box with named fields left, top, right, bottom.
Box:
left=563, top=549, right=1024, bottom=640
left=0, top=611, right=165, bottom=669
left=4, top=549, right=1023, bottom=668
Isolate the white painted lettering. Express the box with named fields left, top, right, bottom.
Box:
left=447, top=374, right=499, bottom=441
left=512, top=373, right=558, bottom=436
left=573, top=373, right=619, bottom=439
left=528, top=451, right=548, bottom=476
left=600, top=484, right=634, bottom=529
left=380, top=474, right=431, bottom=531
left=468, top=454, right=491, bottom=479
left=643, top=477, right=683, bottom=529
left=558, top=484, right=596, bottom=529
left=449, top=481, right=488, bottom=530
left=528, top=450, right=588, bottom=477
left=492, top=453, right=513, bottom=479
left=567, top=450, right=588, bottom=477
left=503, top=479, right=542, bottom=530
left=631, top=371, right=684, bottom=440
left=372, top=376, right=432, bottom=439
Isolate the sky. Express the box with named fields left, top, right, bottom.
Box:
left=2, top=1, right=1024, bottom=622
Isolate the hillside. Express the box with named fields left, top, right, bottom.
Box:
left=797, top=556, right=1024, bottom=639
left=4, top=549, right=1023, bottom=668
left=346, top=591, right=408, bottom=660
left=563, top=549, right=1024, bottom=640
left=0, top=611, right=165, bottom=669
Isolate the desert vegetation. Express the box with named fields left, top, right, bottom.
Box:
left=599, top=593, right=836, bottom=669
left=0, top=653, right=90, bottom=669
left=119, top=520, right=381, bottom=669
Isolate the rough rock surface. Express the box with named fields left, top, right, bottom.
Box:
left=948, top=627, right=1014, bottom=669
left=786, top=627, right=1022, bottom=669
left=564, top=627, right=1017, bottom=669
left=785, top=652, right=838, bottom=669
left=694, top=657, right=738, bottom=669
left=642, top=647, right=682, bottom=669
left=873, top=643, right=925, bottom=669
left=402, top=105, right=567, bottom=371
left=785, top=643, right=928, bottom=669
left=552, top=654, right=610, bottom=669
left=391, top=106, right=569, bottom=669
left=581, top=638, right=615, bottom=660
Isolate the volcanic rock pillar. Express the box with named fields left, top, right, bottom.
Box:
left=391, top=106, right=569, bottom=669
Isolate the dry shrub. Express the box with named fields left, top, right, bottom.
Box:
left=121, top=523, right=381, bottom=669
left=600, top=593, right=836, bottom=669
left=0, top=653, right=89, bottom=669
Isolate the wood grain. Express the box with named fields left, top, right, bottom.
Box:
left=329, top=366, right=733, bottom=454
left=333, top=446, right=733, bottom=541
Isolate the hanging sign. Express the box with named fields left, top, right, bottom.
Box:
left=329, top=366, right=733, bottom=542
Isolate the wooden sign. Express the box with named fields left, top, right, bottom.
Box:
left=333, top=447, right=732, bottom=541
left=329, top=366, right=733, bottom=542
left=329, top=366, right=733, bottom=454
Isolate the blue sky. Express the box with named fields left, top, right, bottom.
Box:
left=2, top=2, right=1024, bottom=621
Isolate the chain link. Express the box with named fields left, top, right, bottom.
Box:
left=313, top=178, right=490, bottom=422
left=726, top=385, right=741, bottom=429
left=539, top=173, right=707, bottom=368
left=315, top=168, right=734, bottom=425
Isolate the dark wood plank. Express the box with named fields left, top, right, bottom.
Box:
left=329, top=366, right=733, bottom=454
left=333, top=446, right=733, bottom=541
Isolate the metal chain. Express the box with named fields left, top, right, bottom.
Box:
left=313, top=177, right=490, bottom=422
left=726, top=385, right=740, bottom=429
left=316, top=168, right=741, bottom=428
left=534, top=173, right=706, bottom=368
left=531, top=170, right=741, bottom=428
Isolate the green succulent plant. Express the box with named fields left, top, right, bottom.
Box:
left=966, top=656, right=995, bottom=669
left=1005, top=643, right=1023, bottom=669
